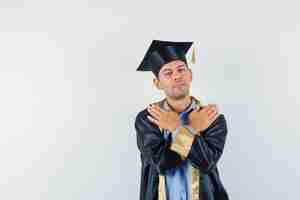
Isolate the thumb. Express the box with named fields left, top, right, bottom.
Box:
left=192, top=105, right=201, bottom=112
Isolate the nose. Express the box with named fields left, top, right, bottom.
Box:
left=173, top=70, right=183, bottom=81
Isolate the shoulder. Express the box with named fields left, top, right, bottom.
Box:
left=135, top=99, right=164, bottom=131
left=135, top=99, right=164, bottom=120
left=134, top=108, right=163, bottom=136
left=203, top=114, right=228, bottom=136
left=134, top=107, right=153, bottom=130
left=217, top=113, right=226, bottom=122
left=191, top=95, right=207, bottom=107
left=135, top=108, right=148, bottom=123
left=217, top=114, right=227, bottom=130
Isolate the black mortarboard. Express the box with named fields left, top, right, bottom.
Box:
left=137, top=40, right=194, bottom=77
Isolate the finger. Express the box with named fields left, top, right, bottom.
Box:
left=209, top=104, right=219, bottom=113
left=149, top=103, right=162, bottom=111
left=148, top=104, right=161, bottom=113
left=147, top=115, right=159, bottom=125
left=208, top=111, right=220, bottom=122
left=207, top=103, right=217, bottom=107
left=207, top=103, right=216, bottom=108
left=199, top=105, right=210, bottom=113
left=194, top=105, right=201, bottom=111
left=150, top=104, right=165, bottom=114
left=147, top=105, right=164, bottom=119
left=208, top=109, right=219, bottom=117
left=206, top=106, right=218, bottom=117
left=147, top=107, right=161, bottom=119
left=210, top=104, right=218, bottom=111
left=190, top=107, right=201, bottom=116
left=191, top=106, right=199, bottom=113
left=206, top=104, right=218, bottom=113
left=206, top=104, right=217, bottom=112
left=200, top=107, right=212, bottom=117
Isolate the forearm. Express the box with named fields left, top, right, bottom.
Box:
left=170, top=126, right=195, bottom=159
left=187, top=114, right=228, bottom=173
left=170, top=114, right=228, bottom=173
left=135, top=110, right=183, bottom=174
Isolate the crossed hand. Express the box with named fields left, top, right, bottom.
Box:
left=147, top=103, right=219, bottom=134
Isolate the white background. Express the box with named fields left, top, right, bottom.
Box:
left=0, top=0, right=299, bottom=199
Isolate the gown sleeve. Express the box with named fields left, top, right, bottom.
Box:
left=134, top=109, right=183, bottom=175
left=170, top=114, right=228, bottom=174
left=188, top=114, right=228, bottom=173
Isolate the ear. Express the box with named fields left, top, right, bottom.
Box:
left=189, top=68, right=193, bottom=82
left=153, top=78, right=161, bottom=90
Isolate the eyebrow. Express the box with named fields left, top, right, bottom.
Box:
left=161, top=64, right=186, bottom=73
left=176, top=64, right=185, bottom=68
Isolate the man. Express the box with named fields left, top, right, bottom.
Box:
left=134, top=40, right=229, bottom=200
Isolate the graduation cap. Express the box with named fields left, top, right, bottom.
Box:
left=137, top=40, right=195, bottom=77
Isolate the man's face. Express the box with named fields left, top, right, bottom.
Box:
left=154, top=60, right=192, bottom=100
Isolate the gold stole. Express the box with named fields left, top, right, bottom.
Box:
left=156, top=96, right=203, bottom=200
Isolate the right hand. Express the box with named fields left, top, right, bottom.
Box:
left=147, top=104, right=180, bottom=133
left=188, top=104, right=220, bottom=133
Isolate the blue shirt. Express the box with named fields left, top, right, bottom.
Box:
left=163, top=100, right=197, bottom=200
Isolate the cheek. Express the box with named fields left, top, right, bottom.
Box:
left=160, top=80, right=172, bottom=90
left=187, top=72, right=193, bottom=81
left=157, top=80, right=166, bottom=89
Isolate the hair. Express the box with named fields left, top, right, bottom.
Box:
left=154, top=63, right=191, bottom=81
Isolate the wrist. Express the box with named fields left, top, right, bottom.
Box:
left=169, top=125, right=180, bottom=133
left=169, top=121, right=180, bottom=133
left=187, top=125, right=202, bottom=135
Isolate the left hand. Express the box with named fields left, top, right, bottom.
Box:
left=147, top=104, right=180, bottom=132
left=188, top=104, right=219, bottom=133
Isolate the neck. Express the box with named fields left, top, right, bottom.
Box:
left=166, top=95, right=192, bottom=113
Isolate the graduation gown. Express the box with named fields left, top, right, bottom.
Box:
left=134, top=97, right=229, bottom=200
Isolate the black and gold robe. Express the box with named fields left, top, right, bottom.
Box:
left=134, top=96, right=229, bottom=200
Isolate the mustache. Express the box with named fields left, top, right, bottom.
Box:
left=173, top=82, right=187, bottom=87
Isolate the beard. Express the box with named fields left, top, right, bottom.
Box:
left=164, top=84, right=190, bottom=100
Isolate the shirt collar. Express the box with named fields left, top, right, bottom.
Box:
left=161, top=96, right=197, bottom=114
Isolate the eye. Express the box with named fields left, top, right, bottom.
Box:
left=178, top=68, right=186, bottom=73
left=164, top=72, right=172, bottom=76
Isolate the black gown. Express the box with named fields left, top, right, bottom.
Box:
left=134, top=106, right=230, bottom=200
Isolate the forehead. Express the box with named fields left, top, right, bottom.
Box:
left=160, top=60, right=187, bottom=72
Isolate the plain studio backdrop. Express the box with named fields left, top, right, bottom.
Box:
left=0, top=0, right=299, bottom=199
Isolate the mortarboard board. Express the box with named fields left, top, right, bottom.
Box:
left=137, top=40, right=194, bottom=77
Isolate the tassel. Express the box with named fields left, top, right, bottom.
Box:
left=191, top=45, right=196, bottom=64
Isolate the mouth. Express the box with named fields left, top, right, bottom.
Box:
left=173, top=83, right=186, bottom=88
left=174, top=82, right=186, bottom=86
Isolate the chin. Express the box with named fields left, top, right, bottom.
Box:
left=171, top=92, right=189, bottom=100
left=165, top=88, right=189, bottom=99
